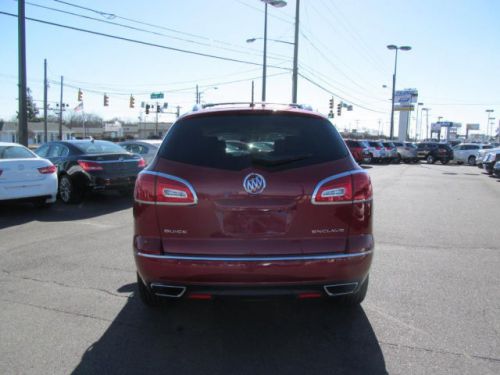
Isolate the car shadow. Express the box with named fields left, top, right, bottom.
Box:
left=71, top=287, right=387, bottom=375
left=0, top=191, right=133, bottom=229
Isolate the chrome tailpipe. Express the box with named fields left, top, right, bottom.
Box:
left=323, top=282, right=358, bottom=297
left=150, top=283, right=187, bottom=298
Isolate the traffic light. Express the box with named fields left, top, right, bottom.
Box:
left=129, top=95, right=135, bottom=108
left=145, top=104, right=150, bottom=114
left=337, top=102, right=342, bottom=116
left=329, top=97, right=334, bottom=110
left=104, top=94, right=109, bottom=106
left=77, top=89, right=83, bottom=102
left=156, top=104, right=161, bottom=113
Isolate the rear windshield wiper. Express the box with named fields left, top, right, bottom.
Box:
left=250, top=153, right=312, bottom=166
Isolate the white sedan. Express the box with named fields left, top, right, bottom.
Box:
left=0, top=142, right=58, bottom=206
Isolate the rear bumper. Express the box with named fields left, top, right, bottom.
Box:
left=89, top=175, right=137, bottom=190
left=134, top=250, right=373, bottom=291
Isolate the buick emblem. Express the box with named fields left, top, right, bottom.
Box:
left=243, top=173, right=266, bottom=195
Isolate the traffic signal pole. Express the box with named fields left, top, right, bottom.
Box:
left=43, top=59, right=48, bottom=143
left=18, top=0, right=28, bottom=146
left=59, top=76, right=64, bottom=140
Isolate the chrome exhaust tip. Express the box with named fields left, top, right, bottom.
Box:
left=150, top=283, right=187, bottom=298
left=323, top=282, right=358, bottom=297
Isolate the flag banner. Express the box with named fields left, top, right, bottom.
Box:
left=74, top=102, right=84, bottom=112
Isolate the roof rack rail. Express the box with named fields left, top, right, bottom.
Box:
left=191, top=102, right=313, bottom=111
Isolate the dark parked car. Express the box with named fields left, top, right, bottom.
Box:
left=416, top=142, right=453, bottom=164
left=345, top=139, right=372, bottom=164
left=35, top=140, right=145, bottom=203
left=133, top=104, right=374, bottom=307
left=482, top=151, right=500, bottom=175
left=493, top=161, right=500, bottom=178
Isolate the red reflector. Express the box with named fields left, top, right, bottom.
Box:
left=188, top=293, right=212, bottom=300
left=298, top=292, right=322, bottom=299
left=77, top=160, right=103, bottom=171
left=138, top=158, right=146, bottom=168
left=134, top=235, right=162, bottom=254
left=38, top=165, right=57, bottom=174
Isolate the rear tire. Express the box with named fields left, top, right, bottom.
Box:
left=59, top=175, right=84, bottom=204
left=426, top=155, right=435, bottom=164
left=337, top=276, right=369, bottom=306
left=137, top=273, right=162, bottom=307
left=467, top=156, right=476, bottom=166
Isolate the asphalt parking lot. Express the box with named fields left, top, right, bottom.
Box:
left=0, top=163, right=499, bottom=375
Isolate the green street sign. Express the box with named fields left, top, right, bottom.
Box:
left=150, top=92, right=164, bottom=99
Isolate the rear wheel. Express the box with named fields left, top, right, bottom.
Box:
left=467, top=155, right=476, bottom=166
left=337, top=276, right=369, bottom=306
left=137, top=273, right=162, bottom=307
left=426, top=155, right=435, bottom=164
left=59, top=175, right=84, bottom=204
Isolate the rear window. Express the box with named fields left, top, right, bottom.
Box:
left=74, top=141, right=126, bottom=154
left=158, top=113, right=348, bottom=171
left=0, top=145, right=35, bottom=159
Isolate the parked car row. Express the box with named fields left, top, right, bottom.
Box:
left=1, top=139, right=149, bottom=206
left=477, top=147, right=500, bottom=177
left=344, top=140, right=419, bottom=164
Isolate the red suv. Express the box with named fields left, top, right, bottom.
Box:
left=133, top=104, right=374, bottom=306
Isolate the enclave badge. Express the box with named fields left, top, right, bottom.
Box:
left=243, top=173, right=266, bottom=194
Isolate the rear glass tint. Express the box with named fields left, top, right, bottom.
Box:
left=74, top=141, right=126, bottom=154
left=159, top=113, right=348, bottom=171
left=0, top=145, right=35, bottom=159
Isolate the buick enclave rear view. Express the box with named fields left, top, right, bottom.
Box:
left=133, top=105, right=374, bottom=307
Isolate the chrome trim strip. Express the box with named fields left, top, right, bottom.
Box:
left=135, top=170, right=198, bottom=206
left=150, top=283, right=186, bottom=298
left=311, top=169, right=369, bottom=205
left=136, top=250, right=373, bottom=262
left=323, top=282, right=359, bottom=297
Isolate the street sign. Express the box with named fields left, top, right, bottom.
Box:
left=466, top=123, right=480, bottom=130
left=395, top=89, right=418, bottom=105
left=150, top=92, right=164, bottom=99
left=394, top=104, right=414, bottom=111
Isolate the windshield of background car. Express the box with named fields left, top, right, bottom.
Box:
left=158, top=113, right=348, bottom=171
left=74, top=141, right=127, bottom=154
left=0, top=145, right=36, bottom=159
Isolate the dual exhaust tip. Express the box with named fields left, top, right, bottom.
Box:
left=149, top=282, right=359, bottom=299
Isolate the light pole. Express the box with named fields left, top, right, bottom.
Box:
left=291, top=0, right=300, bottom=103
left=198, top=86, right=218, bottom=104
left=387, top=44, right=411, bottom=140
left=486, top=109, right=494, bottom=137
left=422, top=107, right=430, bottom=141
left=414, top=102, right=423, bottom=140
left=260, top=0, right=287, bottom=102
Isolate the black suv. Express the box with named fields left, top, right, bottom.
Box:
left=416, top=142, right=453, bottom=164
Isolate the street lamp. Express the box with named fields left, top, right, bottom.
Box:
left=260, top=0, right=287, bottom=102
left=415, top=102, right=423, bottom=140
left=421, top=107, right=431, bottom=140
left=486, top=109, right=494, bottom=137
left=198, top=86, right=218, bottom=104
left=246, top=37, right=294, bottom=45
left=387, top=44, right=411, bottom=140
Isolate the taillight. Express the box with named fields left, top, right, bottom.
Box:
left=375, top=146, right=382, bottom=150
left=311, top=171, right=372, bottom=205
left=38, top=165, right=57, bottom=174
left=134, top=171, right=197, bottom=206
left=138, top=158, right=146, bottom=168
left=78, top=160, right=103, bottom=171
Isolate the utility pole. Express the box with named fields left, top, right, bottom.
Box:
left=196, top=84, right=199, bottom=104
left=43, top=59, right=48, bottom=143
left=176, top=106, right=181, bottom=118
left=422, top=108, right=430, bottom=141
left=18, top=0, right=28, bottom=146
left=262, top=2, right=268, bottom=102
left=291, top=0, right=300, bottom=103
left=59, top=76, right=63, bottom=140
left=155, top=102, right=159, bottom=137
left=251, top=80, right=255, bottom=105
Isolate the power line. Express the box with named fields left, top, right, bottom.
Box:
left=0, top=11, right=292, bottom=70
left=299, top=73, right=386, bottom=114
left=23, top=1, right=290, bottom=62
